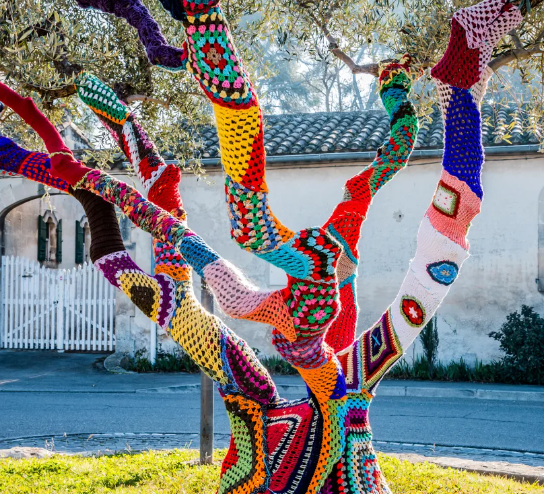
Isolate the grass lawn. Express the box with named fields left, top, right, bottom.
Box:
left=0, top=449, right=541, bottom=494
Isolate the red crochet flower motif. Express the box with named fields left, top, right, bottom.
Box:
left=401, top=297, right=425, bottom=327
left=202, top=42, right=226, bottom=70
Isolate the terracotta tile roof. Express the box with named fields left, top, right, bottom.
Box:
left=197, top=107, right=541, bottom=160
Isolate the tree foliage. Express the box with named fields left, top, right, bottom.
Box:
left=0, top=0, right=242, bottom=166
left=250, top=0, right=544, bottom=139
left=2, top=0, right=544, bottom=156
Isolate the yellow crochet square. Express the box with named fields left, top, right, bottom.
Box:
left=214, top=104, right=262, bottom=185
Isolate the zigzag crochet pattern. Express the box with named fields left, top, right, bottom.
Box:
left=0, top=0, right=523, bottom=492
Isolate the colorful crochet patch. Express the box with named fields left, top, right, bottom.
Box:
left=400, top=296, right=426, bottom=327
left=76, top=72, right=130, bottom=125
left=226, top=176, right=292, bottom=252
left=433, top=180, right=460, bottom=217
left=183, top=6, right=256, bottom=108
left=360, top=310, right=403, bottom=391
left=427, top=260, right=459, bottom=286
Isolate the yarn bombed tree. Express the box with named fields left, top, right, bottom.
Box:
left=0, top=0, right=523, bottom=492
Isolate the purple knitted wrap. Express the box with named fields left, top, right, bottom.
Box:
left=76, top=0, right=185, bottom=68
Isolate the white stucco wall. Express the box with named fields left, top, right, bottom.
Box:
left=178, top=154, right=544, bottom=363
left=1, top=153, right=542, bottom=363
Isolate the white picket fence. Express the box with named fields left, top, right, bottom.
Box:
left=0, top=256, right=116, bottom=351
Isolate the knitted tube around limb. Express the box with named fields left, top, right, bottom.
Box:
left=74, top=72, right=299, bottom=338
left=75, top=72, right=191, bottom=282
left=0, top=83, right=88, bottom=185
left=323, top=57, right=419, bottom=354
left=0, top=137, right=69, bottom=192
left=75, top=0, right=186, bottom=69
left=270, top=59, right=419, bottom=368
left=431, top=0, right=522, bottom=89
left=338, top=0, right=520, bottom=395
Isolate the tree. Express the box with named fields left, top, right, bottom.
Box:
left=252, top=41, right=323, bottom=114
left=0, top=0, right=531, bottom=492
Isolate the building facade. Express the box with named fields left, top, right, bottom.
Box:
left=1, top=109, right=542, bottom=364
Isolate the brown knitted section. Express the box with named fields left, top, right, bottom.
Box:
left=70, top=187, right=125, bottom=262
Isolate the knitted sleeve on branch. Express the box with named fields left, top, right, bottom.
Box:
left=270, top=60, right=419, bottom=369
left=70, top=188, right=175, bottom=329
left=0, top=137, right=69, bottom=191
left=324, top=57, right=419, bottom=354
left=0, top=83, right=89, bottom=186
left=75, top=0, right=186, bottom=69
left=431, top=0, right=522, bottom=89
left=75, top=72, right=185, bottom=214
left=0, top=92, right=279, bottom=408
left=75, top=172, right=278, bottom=399
left=181, top=3, right=301, bottom=259
left=74, top=72, right=191, bottom=282
left=73, top=184, right=276, bottom=398
left=337, top=0, right=522, bottom=396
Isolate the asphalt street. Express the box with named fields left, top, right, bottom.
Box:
left=1, top=351, right=543, bottom=464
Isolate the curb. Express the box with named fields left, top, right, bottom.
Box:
left=377, top=385, right=544, bottom=402
left=134, top=383, right=544, bottom=402
left=136, top=384, right=200, bottom=394
left=388, top=452, right=544, bottom=485
left=134, top=384, right=309, bottom=394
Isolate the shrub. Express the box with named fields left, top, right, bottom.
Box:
left=125, top=347, right=297, bottom=376
left=489, top=305, right=544, bottom=385
left=125, top=347, right=200, bottom=373
left=386, top=356, right=502, bottom=383
left=418, top=317, right=439, bottom=378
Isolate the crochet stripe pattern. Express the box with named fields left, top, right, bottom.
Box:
left=0, top=1, right=524, bottom=493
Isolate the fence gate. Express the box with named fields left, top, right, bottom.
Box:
left=0, top=256, right=116, bottom=351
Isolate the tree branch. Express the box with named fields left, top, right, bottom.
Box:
left=22, top=83, right=77, bottom=104
left=488, top=47, right=544, bottom=71
left=307, top=10, right=380, bottom=76
left=306, top=1, right=544, bottom=79
left=126, top=94, right=171, bottom=108
left=509, top=29, right=524, bottom=49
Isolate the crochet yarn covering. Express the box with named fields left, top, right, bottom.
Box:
left=0, top=0, right=523, bottom=492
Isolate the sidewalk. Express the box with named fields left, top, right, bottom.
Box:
left=1, top=350, right=543, bottom=402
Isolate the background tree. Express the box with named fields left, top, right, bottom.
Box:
left=250, top=0, right=544, bottom=137
left=3, top=0, right=544, bottom=159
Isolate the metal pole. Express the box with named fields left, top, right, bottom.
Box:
left=149, top=238, right=156, bottom=365
left=200, top=280, right=214, bottom=464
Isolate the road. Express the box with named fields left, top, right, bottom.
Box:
left=1, top=351, right=543, bottom=465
